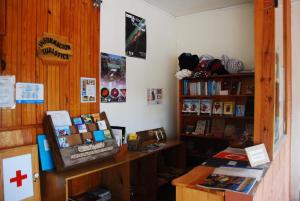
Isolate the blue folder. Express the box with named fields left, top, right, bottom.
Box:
left=37, top=134, right=55, bottom=171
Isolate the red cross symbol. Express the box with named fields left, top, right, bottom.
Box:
left=10, top=170, right=28, bottom=187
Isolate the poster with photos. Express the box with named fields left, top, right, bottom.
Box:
left=101, top=53, right=126, bottom=103
left=80, top=77, right=96, bottom=103
left=125, top=12, right=146, bottom=59
left=147, top=88, right=162, bottom=105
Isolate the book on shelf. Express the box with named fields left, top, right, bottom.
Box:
left=241, top=80, right=254, bottom=95
left=55, top=126, right=71, bottom=137
left=200, top=99, right=212, bottom=115
left=212, top=101, right=223, bottom=115
left=196, top=173, right=257, bottom=194
left=230, top=81, right=242, bottom=95
left=245, top=97, right=254, bottom=116
left=210, top=119, right=225, bottom=137
left=185, top=125, right=195, bottom=134
left=72, top=117, right=83, bottom=125
left=223, top=101, right=235, bottom=115
left=182, top=99, right=200, bottom=114
left=193, top=120, right=207, bottom=135
left=220, top=80, right=230, bottom=95
left=235, top=105, right=246, bottom=117
left=224, top=124, right=236, bottom=138
left=81, top=114, right=93, bottom=124
left=211, top=81, right=219, bottom=96
left=77, top=124, right=88, bottom=133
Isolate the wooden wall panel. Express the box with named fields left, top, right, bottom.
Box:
left=0, top=0, right=5, bottom=35
left=0, top=0, right=100, bottom=149
left=254, top=0, right=276, bottom=159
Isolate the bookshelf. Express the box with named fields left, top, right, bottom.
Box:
left=178, top=72, right=254, bottom=167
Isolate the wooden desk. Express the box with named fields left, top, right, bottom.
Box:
left=172, top=166, right=224, bottom=201
left=172, top=166, right=258, bottom=201
left=42, top=140, right=185, bottom=201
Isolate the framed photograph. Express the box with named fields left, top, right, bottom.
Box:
left=111, top=126, right=126, bottom=146
left=223, top=101, right=235, bottom=115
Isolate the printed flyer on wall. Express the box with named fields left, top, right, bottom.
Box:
left=16, top=82, right=44, bottom=104
left=80, top=77, right=96, bottom=103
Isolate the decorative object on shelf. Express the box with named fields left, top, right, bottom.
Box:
left=221, top=54, right=245, bottom=73
left=125, top=12, right=146, bottom=59
left=37, top=32, right=73, bottom=64
left=175, top=69, right=192, bottom=80
left=101, top=53, right=126, bottom=103
left=178, top=53, right=199, bottom=70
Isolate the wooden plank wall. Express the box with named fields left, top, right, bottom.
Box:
left=254, top=0, right=276, bottom=159
left=0, top=0, right=100, bottom=149
left=251, top=0, right=291, bottom=200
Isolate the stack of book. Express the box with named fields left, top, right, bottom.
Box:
left=68, top=187, right=112, bottom=201
left=198, top=147, right=267, bottom=194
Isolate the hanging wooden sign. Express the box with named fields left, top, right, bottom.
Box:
left=37, top=33, right=73, bottom=64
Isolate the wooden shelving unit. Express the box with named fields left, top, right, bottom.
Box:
left=42, top=140, right=185, bottom=201
left=178, top=72, right=255, bottom=167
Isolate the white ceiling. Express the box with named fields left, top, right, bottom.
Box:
left=143, top=0, right=253, bottom=17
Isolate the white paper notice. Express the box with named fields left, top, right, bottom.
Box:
left=80, top=77, right=96, bottom=103
left=0, top=76, right=16, bottom=108
left=46, top=110, right=72, bottom=127
left=3, top=154, right=34, bottom=201
left=16, top=82, right=44, bottom=104
left=245, top=144, right=270, bottom=167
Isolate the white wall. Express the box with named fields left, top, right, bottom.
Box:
left=100, top=0, right=177, bottom=137
left=176, top=3, right=254, bottom=69
left=291, top=2, right=300, bottom=201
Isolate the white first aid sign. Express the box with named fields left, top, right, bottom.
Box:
left=3, top=154, right=34, bottom=201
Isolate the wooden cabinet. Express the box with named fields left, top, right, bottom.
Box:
left=178, top=73, right=254, bottom=167
left=42, top=140, right=185, bottom=201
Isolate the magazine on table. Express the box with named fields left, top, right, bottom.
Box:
left=197, top=173, right=256, bottom=194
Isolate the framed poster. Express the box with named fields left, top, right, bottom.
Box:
left=101, top=53, right=126, bottom=103
left=0, top=145, right=41, bottom=201
left=80, top=77, right=96, bottom=103
left=125, top=12, right=146, bottom=59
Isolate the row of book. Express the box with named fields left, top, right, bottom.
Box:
left=185, top=119, right=253, bottom=139
left=183, top=79, right=254, bottom=96
left=182, top=99, right=253, bottom=117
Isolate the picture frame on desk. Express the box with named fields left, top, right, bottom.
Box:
left=111, top=126, right=126, bottom=146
